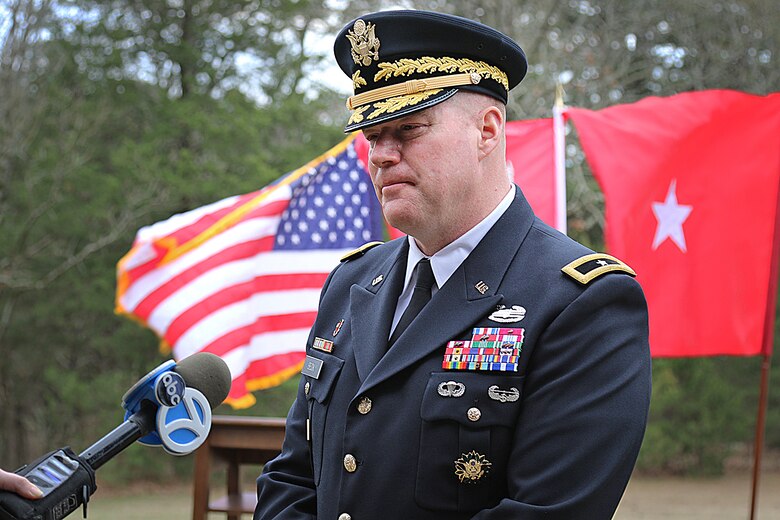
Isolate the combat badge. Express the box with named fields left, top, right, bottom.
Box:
left=488, top=385, right=520, bottom=403
left=488, top=305, right=526, bottom=323
left=454, top=451, right=492, bottom=483
left=313, top=336, right=334, bottom=353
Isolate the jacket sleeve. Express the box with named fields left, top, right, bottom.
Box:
left=254, top=381, right=316, bottom=520
left=472, top=274, right=652, bottom=520
left=254, top=264, right=344, bottom=520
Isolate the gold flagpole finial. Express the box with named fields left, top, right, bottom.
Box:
left=554, top=81, right=565, bottom=110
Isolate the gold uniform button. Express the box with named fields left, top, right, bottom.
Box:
left=343, top=454, right=358, bottom=473
left=357, top=396, right=372, bottom=414
left=338, top=514, right=352, bottom=520
left=467, top=407, right=482, bottom=422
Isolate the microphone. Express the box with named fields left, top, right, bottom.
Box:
left=80, top=352, right=232, bottom=469
left=0, top=353, right=231, bottom=520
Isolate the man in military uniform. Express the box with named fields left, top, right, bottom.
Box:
left=255, top=10, right=651, bottom=520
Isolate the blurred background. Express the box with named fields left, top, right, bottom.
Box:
left=1, top=0, right=778, bottom=504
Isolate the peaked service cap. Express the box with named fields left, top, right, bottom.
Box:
left=334, top=10, right=527, bottom=132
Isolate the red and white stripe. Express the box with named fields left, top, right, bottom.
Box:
left=116, top=175, right=350, bottom=407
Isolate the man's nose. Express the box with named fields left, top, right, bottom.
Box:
left=369, top=135, right=401, bottom=168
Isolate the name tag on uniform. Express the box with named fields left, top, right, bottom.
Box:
left=442, top=327, right=524, bottom=372
left=301, top=355, right=323, bottom=379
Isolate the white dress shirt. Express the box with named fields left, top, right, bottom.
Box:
left=389, top=185, right=516, bottom=337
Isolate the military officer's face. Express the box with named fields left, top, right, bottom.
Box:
left=362, top=94, right=500, bottom=254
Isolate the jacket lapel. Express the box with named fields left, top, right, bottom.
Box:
left=349, top=240, right=408, bottom=382
left=358, top=189, right=537, bottom=395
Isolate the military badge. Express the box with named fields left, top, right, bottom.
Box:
left=454, top=451, right=492, bottom=483
left=488, top=385, right=520, bottom=403
left=437, top=381, right=466, bottom=398
left=346, top=19, right=380, bottom=66
left=488, top=305, right=526, bottom=323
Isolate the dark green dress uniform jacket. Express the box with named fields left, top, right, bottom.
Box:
left=255, top=187, right=652, bottom=520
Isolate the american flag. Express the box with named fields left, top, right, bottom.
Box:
left=116, top=135, right=383, bottom=408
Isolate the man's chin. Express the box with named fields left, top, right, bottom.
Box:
left=382, top=206, right=418, bottom=236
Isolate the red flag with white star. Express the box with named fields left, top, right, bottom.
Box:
left=568, top=90, right=780, bottom=357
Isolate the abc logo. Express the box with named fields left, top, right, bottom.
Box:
left=155, top=372, right=186, bottom=407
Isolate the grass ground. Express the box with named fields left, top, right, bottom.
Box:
left=83, top=472, right=780, bottom=519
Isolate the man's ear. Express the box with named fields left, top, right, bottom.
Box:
left=478, top=106, right=504, bottom=159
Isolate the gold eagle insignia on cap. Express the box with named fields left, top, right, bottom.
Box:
left=346, top=19, right=380, bottom=66
left=562, top=253, right=636, bottom=284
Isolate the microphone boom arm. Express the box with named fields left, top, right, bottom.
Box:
left=79, top=401, right=157, bottom=471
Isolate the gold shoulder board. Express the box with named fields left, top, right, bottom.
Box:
left=561, top=253, right=636, bottom=285
left=340, top=241, right=384, bottom=262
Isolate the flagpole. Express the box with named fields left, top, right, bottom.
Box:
left=749, top=170, right=780, bottom=520
left=553, top=82, right=567, bottom=234
left=750, top=356, right=772, bottom=520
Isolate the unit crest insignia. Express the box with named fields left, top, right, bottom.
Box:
left=346, top=19, right=380, bottom=66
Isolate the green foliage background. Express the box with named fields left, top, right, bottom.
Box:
left=0, top=0, right=778, bottom=485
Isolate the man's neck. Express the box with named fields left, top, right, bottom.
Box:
left=413, top=183, right=514, bottom=256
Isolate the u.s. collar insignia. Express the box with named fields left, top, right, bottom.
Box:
left=346, top=19, right=380, bottom=66
left=489, top=305, right=526, bottom=323
left=454, top=451, right=492, bottom=483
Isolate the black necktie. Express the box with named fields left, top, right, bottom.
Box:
left=388, top=258, right=435, bottom=347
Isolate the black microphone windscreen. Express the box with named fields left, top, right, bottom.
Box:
left=174, top=352, right=232, bottom=409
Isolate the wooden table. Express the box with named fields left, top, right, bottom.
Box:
left=192, top=416, right=286, bottom=520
